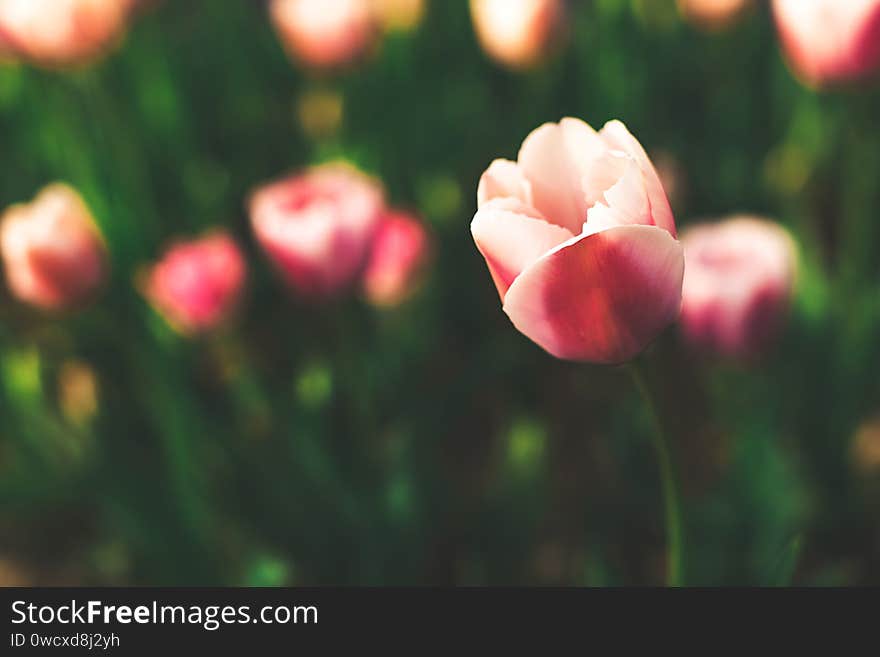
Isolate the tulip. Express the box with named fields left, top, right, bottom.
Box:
left=57, top=359, right=99, bottom=425
left=370, top=0, right=425, bottom=33
left=269, top=0, right=377, bottom=70
left=471, top=117, right=684, bottom=364
left=677, top=0, right=753, bottom=32
left=469, top=0, right=564, bottom=70
left=296, top=87, right=344, bottom=140
left=851, top=416, right=880, bottom=476
left=250, top=163, right=385, bottom=299
left=0, top=0, right=133, bottom=67
left=0, top=183, right=107, bottom=311
left=362, top=210, right=430, bottom=307
left=772, top=0, right=880, bottom=86
left=143, top=232, right=246, bottom=335
left=679, top=217, right=797, bottom=359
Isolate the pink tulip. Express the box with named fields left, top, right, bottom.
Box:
left=250, top=163, right=385, bottom=299
left=469, top=0, right=564, bottom=70
left=0, top=0, right=133, bottom=67
left=677, top=0, right=753, bottom=31
left=471, top=118, right=684, bottom=364
left=362, top=210, right=430, bottom=307
left=0, top=184, right=107, bottom=311
left=269, top=0, right=377, bottom=70
left=680, top=217, right=797, bottom=359
left=772, top=0, right=880, bottom=86
left=143, top=232, right=246, bottom=335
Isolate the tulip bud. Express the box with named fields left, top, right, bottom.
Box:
left=680, top=217, right=797, bottom=360
left=142, top=232, right=246, bottom=335
left=249, top=163, right=385, bottom=299
left=772, top=0, right=880, bottom=87
left=296, top=87, right=344, bottom=140
left=677, top=0, right=753, bottom=32
left=1, top=183, right=107, bottom=311
left=362, top=210, right=430, bottom=307
left=852, top=416, right=880, bottom=477
left=57, top=358, right=99, bottom=426
left=0, top=0, right=134, bottom=68
left=471, top=117, right=683, bottom=364
left=370, top=0, right=425, bottom=33
left=269, top=0, right=377, bottom=70
left=469, top=0, right=565, bottom=70
left=0, top=558, right=31, bottom=586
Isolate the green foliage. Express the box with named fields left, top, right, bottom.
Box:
left=1, top=1, right=879, bottom=586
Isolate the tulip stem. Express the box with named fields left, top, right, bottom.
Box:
left=628, top=361, right=684, bottom=587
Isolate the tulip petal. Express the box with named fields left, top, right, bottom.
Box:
left=477, top=159, right=533, bottom=208
left=502, top=224, right=684, bottom=363
left=583, top=152, right=651, bottom=232
left=471, top=198, right=573, bottom=299
left=559, top=117, right=631, bottom=209
left=517, top=118, right=607, bottom=233
left=599, top=120, right=676, bottom=237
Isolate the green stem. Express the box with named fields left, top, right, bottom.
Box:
left=628, top=361, right=684, bottom=587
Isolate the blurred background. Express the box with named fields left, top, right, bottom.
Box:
left=2, top=0, right=880, bottom=586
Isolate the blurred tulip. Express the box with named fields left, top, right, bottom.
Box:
left=0, top=558, right=31, bottom=586
left=1, top=184, right=107, bottom=311
left=296, top=87, right=344, bottom=139
left=0, top=0, right=134, bottom=68
left=677, top=0, right=752, bottom=32
left=269, top=0, right=377, bottom=70
left=680, top=217, right=797, bottom=360
left=143, top=232, right=246, bottom=335
left=469, top=0, right=564, bottom=70
left=143, top=232, right=247, bottom=334
left=250, top=163, right=384, bottom=299
left=362, top=210, right=430, bottom=307
left=370, top=0, right=425, bottom=33
left=772, top=0, right=880, bottom=86
left=471, top=118, right=683, bottom=364
left=852, top=416, right=880, bottom=476
left=58, top=359, right=99, bottom=426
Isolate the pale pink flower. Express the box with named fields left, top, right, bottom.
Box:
left=1, top=183, right=107, bottom=310
left=250, top=163, right=385, bottom=299
left=471, top=118, right=683, bottom=364
left=680, top=217, right=797, bottom=359
left=772, top=0, right=880, bottom=86
left=469, top=0, right=564, bottom=70
left=0, top=0, right=134, bottom=67
left=270, top=0, right=377, bottom=70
